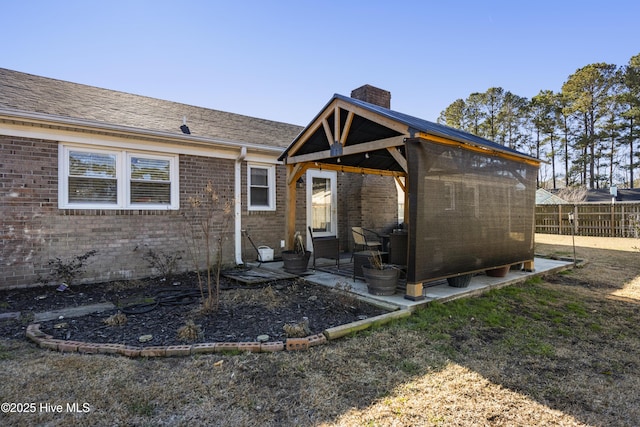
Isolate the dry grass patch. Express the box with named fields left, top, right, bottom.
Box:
left=1, top=236, right=640, bottom=425
left=224, top=284, right=286, bottom=310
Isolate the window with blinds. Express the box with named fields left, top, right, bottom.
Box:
left=130, top=156, right=171, bottom=204
left=68, top=151, right=117, bottom=203
left=60, top=145, right=178, bottom=210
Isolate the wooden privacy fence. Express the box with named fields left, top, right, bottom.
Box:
left=535, top=203, right=640, bottom=238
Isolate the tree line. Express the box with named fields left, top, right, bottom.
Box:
left=437, top=53, right=640, bottom=189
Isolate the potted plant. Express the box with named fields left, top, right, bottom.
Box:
left=361, top=251, right=399, bottom=295
left=281, top=232, right=311, bottom=274
left=447, top=273, right=473, bottom=288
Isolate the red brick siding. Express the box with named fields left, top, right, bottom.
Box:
left=0, top=135, right=289, bottom=289
left=293, top=171, right=399, bottom=253
left=238, top=162, right=287, bottom=262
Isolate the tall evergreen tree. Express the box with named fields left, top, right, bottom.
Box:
left=480, top=87, right=504, bottom=141
left=498, top=91, right=528, bottom=149
left=464, top=92, right=485, bottom=136
left=558, top=92, right=575, bottom=187
left=437, top=98, right=466, bottom=128
left=531, top=90, right=560, bottom=188
left=620, top=53, right=640, bottom=187
left=561, top=63, right=618, bottom=188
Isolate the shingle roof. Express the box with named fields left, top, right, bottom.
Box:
left=0, top=68, right=303, bottom=148
left=586, top=188, right=640, bottom=202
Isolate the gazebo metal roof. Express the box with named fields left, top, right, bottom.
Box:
left=279, top=93, right=539, bottom=175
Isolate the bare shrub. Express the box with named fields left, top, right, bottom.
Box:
left=141, top=248, right=182, bottom=281
left=177, top=320, right=202, bottom=342
left=283, top=317, right=311, bottom=338
left=103, top=312, right=127, bottom=326
left=41, top=250, right=98, bottom=287
left=182, top=181, right=233, bottom=313
left=333, top=281, right=360, bottom=308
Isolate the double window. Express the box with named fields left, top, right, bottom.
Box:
left=247, top=164, right=276, bottom=211
left=59, top=145, right=179, bottom=210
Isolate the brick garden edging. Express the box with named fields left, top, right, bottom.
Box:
left=26, top=323, right=325, bottom=356
left=25, top=309, right=411, bottom=357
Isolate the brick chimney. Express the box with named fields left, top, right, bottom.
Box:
left=350, top=84, right=391, bottom=109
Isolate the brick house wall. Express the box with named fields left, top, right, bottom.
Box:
left=239, top=162, right=289, bottom=262
left=290, top=171, right=399, bottom=255
left=0, top=134, right=287, bottom=289
left=337, top=173, right=399, bottom=252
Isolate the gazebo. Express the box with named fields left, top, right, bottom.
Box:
left=279, top=85, right=541, bottom=300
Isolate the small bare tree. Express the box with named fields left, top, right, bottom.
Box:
left=182, top=181, right=233, bottom=313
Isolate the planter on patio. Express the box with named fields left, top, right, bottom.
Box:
left=362, top=265, right=399, bottom=296
left=282, top=250, right=311, bottom=274
left=447, top=273, right=473, bottom=288
left=485, top=266, right=510, bottom=277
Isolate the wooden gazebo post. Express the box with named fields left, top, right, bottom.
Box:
left=285, top=163, right=309, bottom=249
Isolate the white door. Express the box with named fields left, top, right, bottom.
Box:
left=306, top=169, right=337, bottom=248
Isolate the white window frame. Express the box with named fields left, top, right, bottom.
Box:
left=59, top=144, right=179, bottom=210
left=247, top=163, right=276, bottom=211
left=443, top=182, right=456, bottom=211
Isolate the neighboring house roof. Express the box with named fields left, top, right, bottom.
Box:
left=586, top=188, right=640, bottom=203
left=0, top=68, right=303, bottom=150
left=536, top=188, right=640, bottom=204
left=536, top=188, right=569, bottom=205
left=280, top=93, right=540, bottom=166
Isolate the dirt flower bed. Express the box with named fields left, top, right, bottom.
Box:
left=0, top=272, right=387, bottom=346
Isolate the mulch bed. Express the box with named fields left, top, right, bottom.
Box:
left=0, top=272, right=388, bottom=347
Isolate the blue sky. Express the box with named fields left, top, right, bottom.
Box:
left=3, top=0, right=639, bottom=126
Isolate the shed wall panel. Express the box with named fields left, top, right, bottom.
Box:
left=406, top=138, right=536, bottom=283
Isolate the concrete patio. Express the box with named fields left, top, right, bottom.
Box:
left=257, top=256, right=574, bottom=311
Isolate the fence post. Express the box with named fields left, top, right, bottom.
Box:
left=558, top=205, right=563, bottom=235
left=611, top=203, right=615, bottom=237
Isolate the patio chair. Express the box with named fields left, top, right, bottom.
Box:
left=351, top=227, right=382, bottom=261
left=308, top=226, right=340, bottom=269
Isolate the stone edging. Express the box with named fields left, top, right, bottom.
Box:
left=25, top=309, right=411, bottom=357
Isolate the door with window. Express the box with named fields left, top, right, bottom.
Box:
left=306, top=169, right=337, bottom=247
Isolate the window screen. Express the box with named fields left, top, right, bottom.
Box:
left=68, top=151, right=117, bottom=203
left=130, top=157, right=171, bottom=204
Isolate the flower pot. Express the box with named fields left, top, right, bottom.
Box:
left=362, top=265, right=398, bottom=296
left=486, top=266, right=509, bottom=277
left=281, top=250, right=311, bottom=274
left=447, top=273, right=473, bottom=288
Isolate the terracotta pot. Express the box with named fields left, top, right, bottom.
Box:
left=486, top=266, right=510, bottom=277
left=281, top=250, right=311, bottom=274
left=362, top=265, right=398, bottom=296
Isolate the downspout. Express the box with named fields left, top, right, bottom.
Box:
left=235, top=146, right=247, bottom=265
